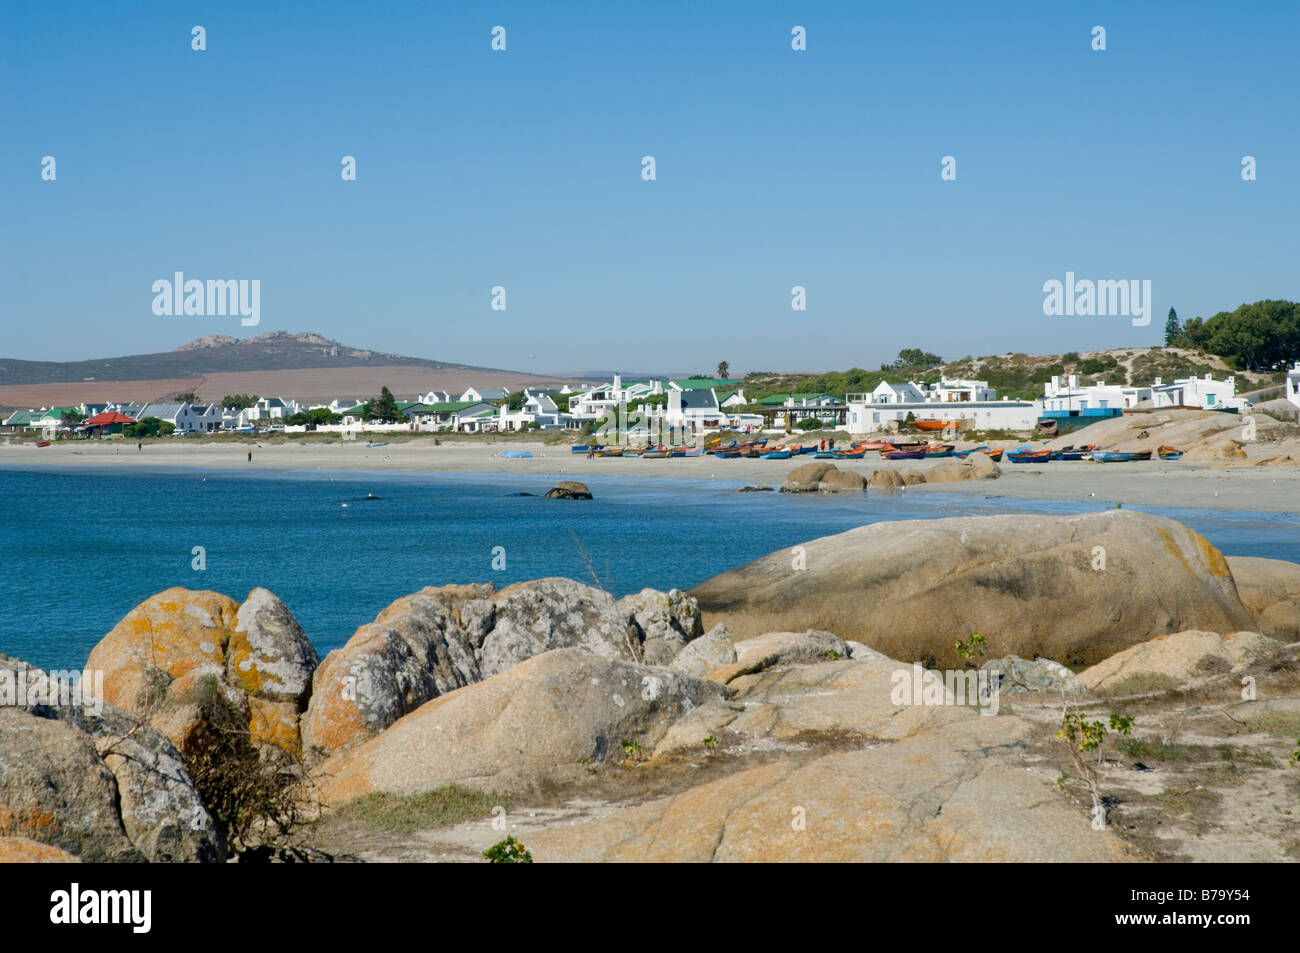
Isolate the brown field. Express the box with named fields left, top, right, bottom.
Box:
left=0, top=365, right=579, bottom=409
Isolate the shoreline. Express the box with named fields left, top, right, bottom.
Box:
left=2, top=439, right=1298, bottom=513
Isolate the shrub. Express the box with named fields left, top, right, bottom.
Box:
left=483, top=836, right=533, bottom=863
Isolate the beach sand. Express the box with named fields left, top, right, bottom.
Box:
left=2, top=437, right=1297, bottom=513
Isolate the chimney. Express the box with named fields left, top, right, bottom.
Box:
left=1068, top=374, right=1078, bottom=388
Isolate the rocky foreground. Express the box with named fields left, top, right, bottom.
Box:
left=2, top=510, right=1298, bottom=863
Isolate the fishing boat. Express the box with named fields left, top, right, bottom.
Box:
left=642, top=449, right=667, bottom=458
left=798, top=446, right=818, bottom=455
left=953, top=446, right=991, bottom=458
left=1090, top=450, right=1153, bottom=462
left=760, top=450, right=792, bottom=460
left=923, top=444, right=955, bottom=458
left=571, top=445, right=592, bottom=454
left=856, top=441, right=893, bottom=451
left=882, top=447, right=926, bottom=460
left=713, top=450, right=740, bottom=458
left=831, top=450, right=867, bottom=459
left=1056, top=449, right=1090, bottom=461
left=812, top=451, right=837, bottom=459
left=597, top=448, right=625, bottom=457
left=908, top=420, right=954, bottom=432
left=1005, top=449, right=1052, bottom=463
left=1157, top=445, right=1183, bottom=460
left=681, top=447, right=704, bottom=457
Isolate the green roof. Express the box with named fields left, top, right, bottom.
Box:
left=757, top=393, right=791, bottom=405
left=3, top=410, right=35, bottom=425
left=671, top=378, right=744, bottom=391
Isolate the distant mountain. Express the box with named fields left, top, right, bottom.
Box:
left=0, top=331, right=495, bottom=385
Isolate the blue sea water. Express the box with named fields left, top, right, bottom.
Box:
left=1, top=466, right=1296, bottom=670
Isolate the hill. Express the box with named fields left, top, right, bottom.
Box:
left=0, top=331, right=576, bottom=407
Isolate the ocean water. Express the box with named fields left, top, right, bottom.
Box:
left=1, top=466, right=1296, bottom=670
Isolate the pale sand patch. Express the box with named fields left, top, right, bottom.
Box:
left=0, top=438, right=1297, bottom=513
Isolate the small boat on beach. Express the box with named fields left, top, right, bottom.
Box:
left=812, top=451, right=837, bottom=459
left=502, top=450, right=532, bottom=458
left=1090, top=450, right=1153, bottom=462
left=713, top=450, right=740, bottom=459
left=1157, top=445, right=1183, bottom=460
left=953, top=446, right=990, bottom=459
left=760, top=450, right=792, bottom=460
left=882, top=447, right=926, bottom=460
left=831, top=450, right=866, bottom=459
left=923, top=444, right=955, bottom=458
left=908, top=420, right=954, bottom=432
left=856, top=441, right=893, bottom=451
left=1006, top=449, right=1052, bottom=463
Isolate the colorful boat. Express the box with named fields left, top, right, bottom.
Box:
left=713, top=450, right=740, bottom=458
left=856, top=441, right=893, bottom=451
left=812, top=451, right=837, bottom=459
left=598, top=448, right=625, bottom=457
left=882, top=447, right=926, bottom=460
left=832, top=450, right=867, bottom=459
left=1091, top=450, right=1153, bottom=462
left=953, top=446, right=990, bottom=458
left=502, top=451, right=532, bottom=458
left=760, top=450, right=792, bottom=460
left=908, top=420, right=954, bottom=432
left=923, top=444, right=955, bottom=458
left=571, top=445, right=593, bottom=454
left=1157, top=445, right=1183, bottom=460
left=1005, top=449, right=1052, bottom=463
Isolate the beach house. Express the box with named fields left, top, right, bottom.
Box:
left=1286, top=361, right=1300, bottom=411
left=1150, top=373, right=1248, bottom=412
left=665, top=389, right=725, bottom=434
left=1042, top=375, right=1150, bottom=412
left=459, top=387, right=508, bottom=405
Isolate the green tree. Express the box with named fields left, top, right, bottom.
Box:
left=366, top=386, right=406, bottom=423
left=889, top=349, right=944, bottom=371
left=175, top=391, right=201, bottom=404
left=124, top=417, right=176, bottom=438
left=222, top=394, right=259, bottom=411
left=506, top=390, right=525, bottom=411
left=1164, top=307, right=1182, bottom=346
left=716, top=361, right=730, bottom=379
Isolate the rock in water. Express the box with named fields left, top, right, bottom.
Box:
left=690, top=510, right=1256, bottom=669
left=544, top=481, right=593, bottom=499
left=779, top=462, right=866, bottom=493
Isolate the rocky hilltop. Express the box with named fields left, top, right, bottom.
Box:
left=3, top=510, right=1298, bottom=863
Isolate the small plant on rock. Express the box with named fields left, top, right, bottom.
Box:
left=1057, top=708, right=1134, bottom=830
left=954, top=633, right=987, bottom=668
left=702, top=735, right=718, bottom=753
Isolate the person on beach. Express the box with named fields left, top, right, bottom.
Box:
left=137, top=441, right=142, bottom=452
left=248, top=449, right=252, bottom=463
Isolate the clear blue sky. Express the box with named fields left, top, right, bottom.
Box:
left=4, top=1, right=1297, bottom=374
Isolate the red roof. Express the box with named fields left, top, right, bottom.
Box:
left=84, top=411, right=136, bottom=425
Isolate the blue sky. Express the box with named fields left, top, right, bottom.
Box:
left=3, top=1, right=1297, bottom=374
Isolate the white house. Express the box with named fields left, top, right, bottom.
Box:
left=845, top=394, right=1039, bottom=434
left=1150, top=373, right=1248, bottom=412
left=459, top=387, right=508, bottom=404
left=665, top=389, right=726, bottom=434
left=135, top=402, right=224, bottom=433
left=1286, top=361, right=1300, bottom=410
left=868, top=380, right=928, bottom=404
left=1042, top=375, right=1150, bottom=412
left=419, top=390, right=454, bottom=405
left=498, top=390, right=565, bottom=430
left=922, top=377, right=998, bottom=403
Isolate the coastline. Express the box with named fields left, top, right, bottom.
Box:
left=2, top=438, right=1298, bottom=513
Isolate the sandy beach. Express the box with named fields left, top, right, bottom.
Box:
left=2, top=437, right=1297, bottom=513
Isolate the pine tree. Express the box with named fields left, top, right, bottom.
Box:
left=1164, top=307, right=1182, bottom=346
